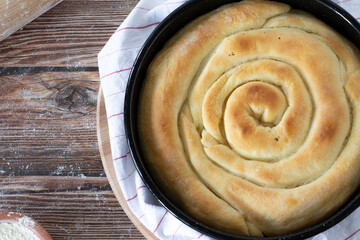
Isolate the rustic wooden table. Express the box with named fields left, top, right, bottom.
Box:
left=0, top=0, right=144, bottom=239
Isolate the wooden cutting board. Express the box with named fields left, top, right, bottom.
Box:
left=96, top=87, right=158, bottom=240
left=0, top=0, right=62, bottom=42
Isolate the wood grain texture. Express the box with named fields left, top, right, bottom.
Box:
left=0, top=71, right=101, bottom=177
left=0, top=176, right=144, bottom=239
left=0, top=0, right=144, bottom=239
left=0, top=0, right=136, bottom=67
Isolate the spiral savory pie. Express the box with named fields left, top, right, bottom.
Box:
left=138, top=0, right=360, bottom=237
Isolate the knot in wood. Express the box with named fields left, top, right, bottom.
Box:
left=55, top=85, right=93, bottom=111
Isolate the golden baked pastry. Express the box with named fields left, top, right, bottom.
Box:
left=138, top=0, right=360, bottom=237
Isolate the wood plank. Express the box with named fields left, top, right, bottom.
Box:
left=0, top=0, right=62, bottom=42
left=0, top=70, right=103, bottom=177
left=0, top=176, right=110, bottom=193
left=0, top=176, right=144, bottom=239
left=0, top=0, right=140, bottom=67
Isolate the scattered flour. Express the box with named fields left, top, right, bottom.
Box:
left=79, top=173, right=87, bottom=179
left=18, top=216, right=36, bottom=228
left=50, top=165, right=65, bottom=175
left=6, top=212, right=14, bottom=217
left=0, top=222, right=40, bottom=240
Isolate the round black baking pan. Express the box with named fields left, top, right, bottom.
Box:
left=124, top=0, right=360, bottom=239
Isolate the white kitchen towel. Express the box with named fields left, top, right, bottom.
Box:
left=98, top=0, right=360, bottom=239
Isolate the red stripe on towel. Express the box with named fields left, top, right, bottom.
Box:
left=119, top=169, right=136, bottom=181
left=153, top=211, right=168, bottom=233
left=172, top=223, right=183, bottom=240
left=107, top=112, right=124, bottom=120
left=336, top=0, right=351, bottom=4
left=126, top=185, right=147, bottom=201
left=135, top=6, right=151, bottom=11
left=111, top=133, right=126, bottom=140
left=345, top=228, right=360, bottom=240
left=105, top=90, right=126, bottom=98
left=115, top=22, right=160, bottom=32
left=113, top=152, right=130, bottom=161
left=193, top=233, right=204, bottom=239
left=100, top=68, right=132, bottom=80
left=127, top=194, right=138, bottom=201
left=163, top=1, right=186, bottom=5
left=98, top=46, right=142, bottom=60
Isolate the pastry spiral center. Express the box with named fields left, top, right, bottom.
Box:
left=201, top=59, right=313, bottom=162
left=225, top=82, right=288, bottom=158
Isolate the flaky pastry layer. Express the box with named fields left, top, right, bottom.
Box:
left=138, top=0, right=360, bottom=237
